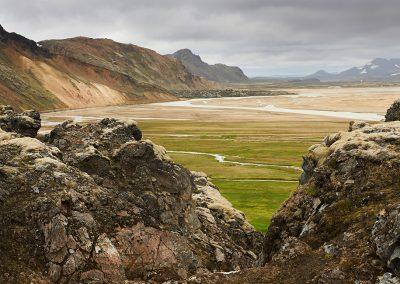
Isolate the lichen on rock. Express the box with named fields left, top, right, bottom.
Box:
left=0, top=106, right=262, bottom=283
left=385, top=100, right=400, bottom=122
left=0, top=105, right=41, bottom=137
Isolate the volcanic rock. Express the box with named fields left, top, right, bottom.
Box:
left=0, top=105, right=41, bottom=137
left=0, top=107, right=262, bottom=283
left=385, top=100, right=400, bottom=122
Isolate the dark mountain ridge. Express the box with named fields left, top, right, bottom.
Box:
left=169, top=48, right=249, bottom=83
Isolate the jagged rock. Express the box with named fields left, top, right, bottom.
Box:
left=373, top=207, right=400, bottom=276
left=0, top=105, right=41, bottom=137
left=385, top=100, right=400, bottom=121
left=323, top=243, right=339, bottom=257
left=80, top=270, right=105, bottom=284
left=0, top=115, right=261, bottom=283
left=299, top=155, right=317, bottom=184
left=93, top=234, right=125, bottom=283
left=191, top=171, right=263, bottom=267
left=43, top=214, right=69, bottom=264
left=115, top=223, right=197, bottom=281
left=48, top=263, right=62, bottom=282
left=348, top=120, right=369, bottom=131
left=377, top=273, right=400, bottom=284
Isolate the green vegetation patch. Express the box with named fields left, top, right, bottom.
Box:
left=214, top=179, right=298, bottom=232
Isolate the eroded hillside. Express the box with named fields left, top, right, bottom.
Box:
left=0, top=25, right=213, bottom=111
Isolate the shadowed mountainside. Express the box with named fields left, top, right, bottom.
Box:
left=169, top=49, right=248, bottom=83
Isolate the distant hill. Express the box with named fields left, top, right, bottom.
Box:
left=305, top=58, right=400, bottom=82
left=304, top=70, right=334, bottom=81
left=250, top=76, right=320, bottom=84
left=169, top=49, right=248, bottom=83
left=0, top=25, right=212, bottom=111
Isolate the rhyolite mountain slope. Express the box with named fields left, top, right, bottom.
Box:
left=0, top=105, right=262, bottom=283
left=39, top=38, right=213, bottom=92
left=0, top=25, right=212, bottom=111
left=306, top=58, right=400, bottom=82
left=169, top=49, right=248, bottom=83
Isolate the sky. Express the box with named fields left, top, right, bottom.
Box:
left=1, top=0, right=400, bottom=77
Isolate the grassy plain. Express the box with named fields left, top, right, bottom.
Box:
left=139, top=119, right=346, bottom=231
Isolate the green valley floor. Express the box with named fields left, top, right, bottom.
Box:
left=138, top=120, right=346, bottom=231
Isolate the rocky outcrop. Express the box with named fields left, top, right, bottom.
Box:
left=385, top=100, right=400, bottom=121
left=0, top=105, right=41, bottom=137
left=261, top=121, right=400, bottom=282
left=191, top=172, right=263, bottom=267
left=373, top=209, right=400, bottom=278
left=0, top=107, right=261, bottom=283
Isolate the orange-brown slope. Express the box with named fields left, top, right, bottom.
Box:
left=39, top=37, right=214, bottom=91
left=0, top=25, right=66, bottom=111
left=0, top=25, right=213, bottom=111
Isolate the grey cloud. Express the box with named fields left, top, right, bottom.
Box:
left=1, top=0, right=400, bottom=76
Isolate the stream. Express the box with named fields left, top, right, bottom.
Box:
left=168, top=150, right=302, bottom=171
left=155, top=99, right=384, bottom=121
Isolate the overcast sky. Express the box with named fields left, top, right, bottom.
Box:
left=1, top=0, right=400, bottom=76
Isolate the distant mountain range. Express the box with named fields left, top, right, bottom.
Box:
left=305, top=58, right=400, bottom=82
left=168, top=49, right=248, bottom=83
left=251, top=58, right=400, bottom=83
left=0, top=25, right=213, bottom=111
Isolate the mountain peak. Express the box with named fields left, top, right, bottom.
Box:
left=314, top=70, right=331, bottom=75
left=304, top=57, right=400, bottom=82
left=368, top=58, right=389, bottom=66
left=175, top=48, right=194, bottom=55
left=172, top=48, right=203, bottom=63
left=169, top=49, right=248, bottom=83
left=304, top=69, right=334, bottom=80
left=0, top=24, right=8, bottom=38
left=0, top=24, right=44, bottom=56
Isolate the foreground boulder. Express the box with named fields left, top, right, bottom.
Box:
left=0, top=113, right=262, bottom=283
left=263, top=121, right=400, bottom=282
left=0, top=105, right=41, bottom=137
left=197, top=120, right=400, bottom=283
left=385, top=100, right=400, bottom=122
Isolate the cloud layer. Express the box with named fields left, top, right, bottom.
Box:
left=1, top=0, right=400, bottom=76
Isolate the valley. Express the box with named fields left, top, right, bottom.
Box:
left=3, top=2, right=400, bottom=282
left=40, top=86, right=395, bottom=231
